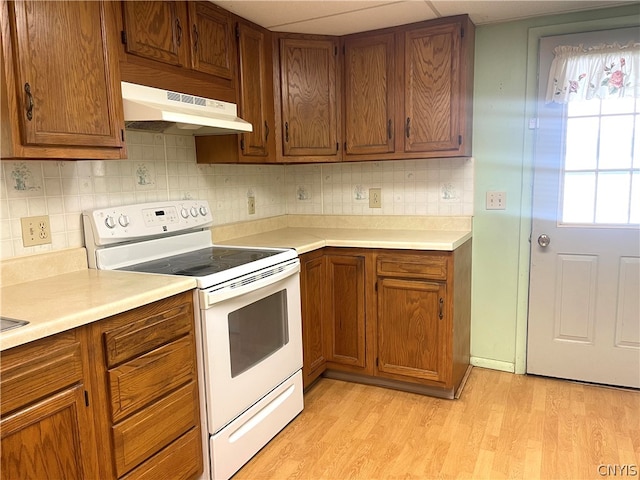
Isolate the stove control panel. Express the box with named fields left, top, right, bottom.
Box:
left=83, top=200, right=213, bottom=246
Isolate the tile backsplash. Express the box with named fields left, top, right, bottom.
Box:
left=0, top=131, right=473, bottom=259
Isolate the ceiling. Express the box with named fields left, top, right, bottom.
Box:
left=210, top=0, right=637, bottom=35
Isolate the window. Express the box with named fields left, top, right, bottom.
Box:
left=561, top=96, right=639, bottom=225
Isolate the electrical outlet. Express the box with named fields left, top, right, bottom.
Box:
left=486, top=191, right=506, bottom=210
left=21, top=215, right=51, bottom=247
left=247, top=196, right=256, bottom=215
left=369, top=188, right=382, bottom=208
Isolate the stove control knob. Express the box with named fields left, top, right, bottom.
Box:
left=199, top=206, right=208, bottom=216
left=190, top=207, right=198, bottom=217
left=118, top=214, right=130, bottom=227
left=180, top=208, right=189, bottom=219
left=104, top=215, right=116, bottom=229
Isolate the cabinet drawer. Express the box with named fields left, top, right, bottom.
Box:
left=0, top=331, right=83, bottom=416
left=103, top=293, right=193, bottom=367
left=121, top=427, right=203, bottom=480
left=112, top=382, right=199, bottom=478
left=109, top=334, right=196, bottom=423
left=377, top=254, right=448, bottom=280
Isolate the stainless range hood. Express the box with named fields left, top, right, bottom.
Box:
left=121, top=81, right=252, bottom=135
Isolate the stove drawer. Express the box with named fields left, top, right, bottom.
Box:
left=103, top=292, right=194, bottom=368
left=108, top=333, right=196, bottom=423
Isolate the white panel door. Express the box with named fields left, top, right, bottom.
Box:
left=527, top=30, right=640, bottom=388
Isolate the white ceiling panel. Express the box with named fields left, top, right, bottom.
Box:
left=431, top=0, right=636, bottom=25
left=268, top=1, right=439, bottom=35
left=210, top=0, right=640, bottom=33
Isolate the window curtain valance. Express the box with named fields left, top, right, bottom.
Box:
left=545, top=41, right=640, bottom=104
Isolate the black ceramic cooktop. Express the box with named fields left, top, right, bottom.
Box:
left=118, top=246, right=282, bottom=277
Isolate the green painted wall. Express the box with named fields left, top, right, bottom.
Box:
left=470, top=4, right=640, bottom=372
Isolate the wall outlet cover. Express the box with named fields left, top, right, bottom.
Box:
left=369, top=188, right=382, bottom=208
left=21, top=215, right=51, bottom=247
left=486, top=191, right=506, bottom=210
left=247, top=196, right=256, bottom=215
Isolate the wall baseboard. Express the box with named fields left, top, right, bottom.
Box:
left=470, top=357, right=516, bottom=373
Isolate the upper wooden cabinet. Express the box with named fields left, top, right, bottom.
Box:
left=188, top=2, right=235, bottom=79
left=236, top=20, right=275, bottom=161
left=119, top=1, right=236, bottom=101
left=276, top=35, right=341, bottom=163
left=195, top=17, right=276, bottom=164
left=0, top=0, right=126, bottom=159
left=343, top=33, right=396, bottom=157
left=342, top=15, right=474, bottom=162
left=122, top=1, right=189, bottom=67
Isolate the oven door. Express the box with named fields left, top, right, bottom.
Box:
left=200, top=260, right=302, bottom=434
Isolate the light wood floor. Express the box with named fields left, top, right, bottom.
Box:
left=233, top=367, right=640, bottom=480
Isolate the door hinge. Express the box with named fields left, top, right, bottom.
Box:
left=235, top=23, right=240, bottom=40
left=121, top=30, right=127, bottom=45
left=458, top=135, right=462, bottom=146
left=336, top=142, right=339, bottom=152
left=376, top=357, right=379, bottom=367
left=84, top=390, right=90, bottom=407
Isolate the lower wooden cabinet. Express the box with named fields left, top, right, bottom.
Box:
left=89, top=290, right=202, bottom=480
left=299, top=243, right=471, bottom=398
left=0, top=291, right=203, bottom=480
left=300, top=250, right=327, bottom=388
left=0, top=329, right=100, bottom=480
left=325, top=252, right=366, bottom=369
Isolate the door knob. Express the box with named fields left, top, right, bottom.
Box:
left=537, top=234, right=551, bottom=247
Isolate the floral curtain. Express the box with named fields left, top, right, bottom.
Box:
left=545, top=41, right=640, bottom=103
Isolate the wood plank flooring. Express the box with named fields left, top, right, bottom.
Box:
left=233, top=367, right=640, bottom=480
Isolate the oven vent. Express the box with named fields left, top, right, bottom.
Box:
left=229, top=264, right=286, bottom=289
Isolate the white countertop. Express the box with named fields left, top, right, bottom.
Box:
left=216, top=227, right=471, bottom=253
left=0, top=269, right=196, bottom=351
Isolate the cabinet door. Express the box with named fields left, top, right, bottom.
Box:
left=343, top=33, right=395, bottom=156
left=1, top=1, right=125, bottom=153
left=279, top=37, right=339, bottom=160
left=0, top=329, right=99, bottom=480
left=300, top=253, right=327, bottom=387
left=237, top=21, right=276, bottom=161
left=188, top=2, right=234, bottom=79
left=1, top=386, right=96, bottom=480
left=403, top=22, right=461, bottom=153
left=377, top=278, right=448, bottom=383
left=122, top=1, right=189, bottom=67
left=326, top=254, right=366, bottom=368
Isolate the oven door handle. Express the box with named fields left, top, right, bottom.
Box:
left=200, top=259, right=300, bottom=308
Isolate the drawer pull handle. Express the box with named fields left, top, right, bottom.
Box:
left=25, top=82, right=33, bottom=121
